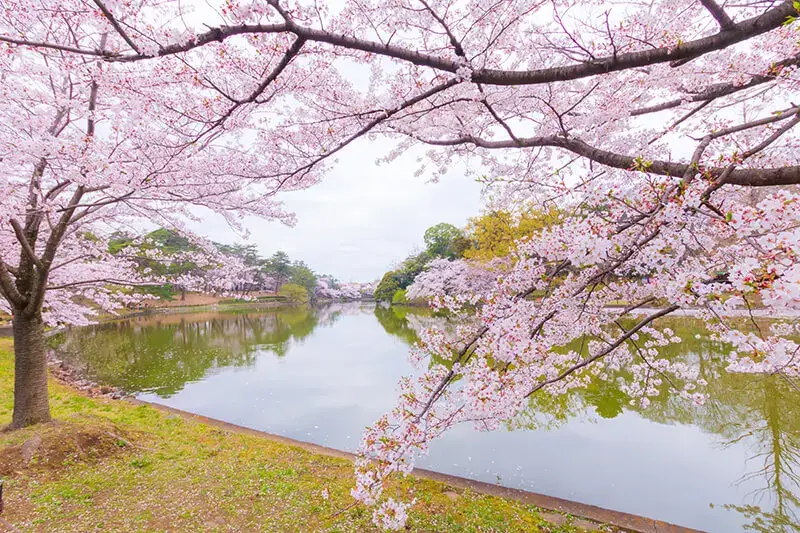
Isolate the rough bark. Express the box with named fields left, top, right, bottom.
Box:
left=9, top=311, right=51, bottom=429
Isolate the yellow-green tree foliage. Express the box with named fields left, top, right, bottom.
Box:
left=278, top=283, right=310, bottom=305
left=463, top=207, right=561, bottom=262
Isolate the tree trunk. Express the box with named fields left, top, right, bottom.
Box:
left=9, top=311, right=51, bottom=429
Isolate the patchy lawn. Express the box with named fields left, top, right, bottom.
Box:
left=0, top=338, right=597, bottom=532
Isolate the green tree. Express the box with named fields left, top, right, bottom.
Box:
left=395, top=252, right=431, bottom=287
left=108, top=228, right=202, bottom=301
left=423, top=223, right=464, bottom=259
left=391, top=289, right=409, bottom=305
left=374, top=271, right=402, bottom=301
left=289, top=260, right=317, bottom=295
left=108, top=231, right=135, bottom=254
left=279, top=283, right=310, bottom=305
left=264, top=251, right=292, bottom=290
left=216, top=242, right=261, bottom=266
left=142, top=229, right=201, bottom=300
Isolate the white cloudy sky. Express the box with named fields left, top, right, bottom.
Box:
left=189, top=137, right=485, bottom=282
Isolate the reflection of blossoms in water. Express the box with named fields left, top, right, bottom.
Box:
left=404, top=313, right=449, bottom=338
left=315, top=302, right=376, bottom=326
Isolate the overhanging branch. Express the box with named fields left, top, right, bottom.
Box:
left=422, top=129, right=800, bottom=187
left=1, top=2, right=795, bottom=88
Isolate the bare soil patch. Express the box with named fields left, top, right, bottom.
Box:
left=0, top=418, right=134, bottom=476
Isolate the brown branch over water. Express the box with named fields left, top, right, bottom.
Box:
left=526, top=305, right=680, bottom=396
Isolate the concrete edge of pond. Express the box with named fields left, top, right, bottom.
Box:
left=128, top=399, right=705, bottom=533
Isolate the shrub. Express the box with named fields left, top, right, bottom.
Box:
left=278, top=283, right=310, bottom=305
left=391, top=289, right=408, bottom=305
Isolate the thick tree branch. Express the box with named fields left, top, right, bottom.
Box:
left=422, top=128, right=800, bottom=187
left=700, top=0, right=736, bottom=30
left=148, top=1, right=798, bottom=86
left=703, top=112, right=800, bottom=198
left=3, top=2, right=794, bottom=88
left=0, top=260, right=25, bottom=307
left=9, top=219, right=43, bottom=270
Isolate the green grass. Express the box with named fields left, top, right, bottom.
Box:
left=0, top=338, right=593, bottom=532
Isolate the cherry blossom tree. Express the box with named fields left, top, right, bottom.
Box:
left=5, top=0, right=800, bottom=527
left=0, top=0, right=307, bottom=428
left=317, top=277, right=376, bottom=300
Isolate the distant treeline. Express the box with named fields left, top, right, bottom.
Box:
left=109, top=228, right=354, bottom=303
left=375, top=208, right=560, bottom=303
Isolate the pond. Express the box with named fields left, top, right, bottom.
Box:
left=52, top=303, right=800, bottom=533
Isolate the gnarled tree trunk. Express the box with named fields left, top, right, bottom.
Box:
left=10, top=310, right=51, bottom=429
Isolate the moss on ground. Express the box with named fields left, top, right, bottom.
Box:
left=0, top=338, right=595, bottom=532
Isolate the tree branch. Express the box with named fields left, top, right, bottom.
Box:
left=0, top=260, right=25, bottom=307
left=5, top=1, right=791, bottom=89
left=46, top=278, right=153, bottom=291
left=92, top=0, right=140, bottom=53
left=526, top=305, right=680, bottom=396
left=9, top=219, right=43, bottom=270
left=194, top=36, right=306, bottom=142
left=0, top=35, right=116, bottom=57
left=631, top=53, right=800, bottom=116
left=421, top=124, right=800, bottom=187
left=700, top=0, right=736, bottom=30
left=268, top=78, right=460, bottom=181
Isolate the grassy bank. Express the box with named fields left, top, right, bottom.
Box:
left=0, top=339, right=596, bottom=532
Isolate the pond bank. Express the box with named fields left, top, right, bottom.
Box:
left=44, top=303, right=777, bottom=530
left=132, top=398, right=703, bottom=533
left=0, top=336, right=704, bottom=532
left=0, top=338, right=601, bottom=532
left=3, top=335, right=703, bottom=533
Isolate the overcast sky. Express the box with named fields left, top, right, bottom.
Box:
left=189, top=137, right=485, bottom=282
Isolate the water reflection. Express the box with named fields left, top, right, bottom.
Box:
left=53, top=305, right=800, bottom=532
left=518, top=318, right=800, bottom=532
left=53, top=307, right=320, bottom=396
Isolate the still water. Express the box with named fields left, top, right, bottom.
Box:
left=52, top=303, right=800, bottom=532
